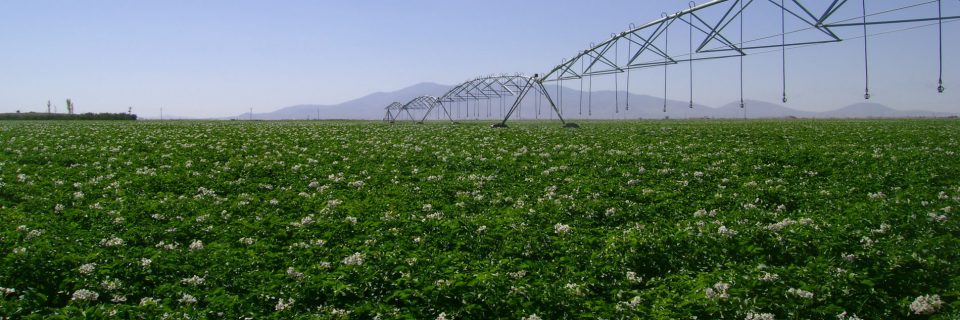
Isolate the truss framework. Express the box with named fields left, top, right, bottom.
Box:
left=542, top=0, right=959, bottom=81
left=387, top=0, right=956, bottom=127
left=386, top=75, right=574, bottom=127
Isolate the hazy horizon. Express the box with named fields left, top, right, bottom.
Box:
left=1, top=1, right=958, bottom=118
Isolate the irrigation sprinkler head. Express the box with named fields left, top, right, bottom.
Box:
left=490, top=123, right=508, bottom=129
left=939, top=83, right=945, bottom=93
left=563, top=123, right=580, bottom=129
left=864, top=93, right=871, bottom=100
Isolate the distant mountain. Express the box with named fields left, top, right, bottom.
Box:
left=817, top=102, right=955, bottom=118
left=234, top=83, right=957, bottom=120
left=234, top=82, right=451, bottom=120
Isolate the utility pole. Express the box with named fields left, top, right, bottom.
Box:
left=249, top=107, right=253, bottom=120
left=47, top=100, right=51, bottom=113
left=160, top=107, right=163, bottom=121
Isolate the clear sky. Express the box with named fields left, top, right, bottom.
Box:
left=1, top=0, right=958, bottom=117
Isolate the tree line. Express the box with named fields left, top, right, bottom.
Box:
left=0, top=112, right=137, bottom=120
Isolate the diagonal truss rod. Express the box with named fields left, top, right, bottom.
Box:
left=386, top=75, right=567, bottom=124
left=542, top=0, right=960, bottom=81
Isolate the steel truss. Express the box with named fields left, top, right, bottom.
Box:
left=387, top=75, right=577, bottom=127
left=388, top=0, right=957, bottom=127
left=383, top=102, right=404, bottom=123
left=543, top=0, right=958, bottom=80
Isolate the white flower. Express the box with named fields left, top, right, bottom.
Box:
left=100, top=236, right=124, bottom=247
left=297, top=215, right=315, bottom=226
left=554, top=223, right=572, bottom=235
left=436, top=312, right=450, bottom=320
left=71, top=289, right=99, bottom=301
left=180, top=275, right=205, bottom=286
left=0, top=287, right=15, bottom=295
left=26, top=229, right=42, bottom=239
left=342, top=252, right=364, bottom=266
left=78, top=263, right=97, bottom=275
left=745, top=312, right=775, bottom=320
left=179, top=293, right=197, bottom=304
left=522, top=314, right=542, bottom=320
left=564, top=283, right=584, bottom=295
left=705, top=282, right=730, bottom=300
left=626, top=271, right=641, bottom=283
left=54, top=204, right=65, bottom=213
left=765, top=219, right=797, bottom=232
left=477, top=225, right=487, bottom=233
left=837, top=311, right=862, bottom=320
left=189, top=240, right=204, bottom=251
left=718, top=226, right=737, bottom=237
left=842, top=253, right=857, bottom=262
left=787, top=288, right=814, bottom=299
left=928, top=212, right=948, bottom=222
left=100, top=279, right=122, bottom=291
left=422, top=203, right=433, bottom=212
left=140, top=258, right=152, bottom=268
left=345, top=216, right=358, bottom=225
left=759, top=272, right=779, bottom=282
left=508, top=270, right=528, bottom=279
left=275, top=298, right=295, bottom=311
left=238, top=237, right=256, bottom=245
left=286, top=267, right=304, bottom=279
left=139, top=297, right=159, bottom=306
left=910, top=294, right=943, bottom=315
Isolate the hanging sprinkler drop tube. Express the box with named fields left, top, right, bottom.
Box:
left=938, top=0, right=946, bottom=93
left=663, top=13, right=670, bottom=113
left=862, top=0, right=871, bottom=99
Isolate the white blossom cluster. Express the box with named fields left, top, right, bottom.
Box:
left=554, top=223, right=572, bottom=235
left=786, top=288, right=814, bottom=299
left=71, top=289, right=99, bottom=301
left=910, top=294, right=943, bottom=315
left=705, top=282, right=731, bottom=300
left=343, top=252, right=364, bottom=266
left=744, top=312, right=775, bottom=320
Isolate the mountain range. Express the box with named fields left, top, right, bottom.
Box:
left=224, top=82, right=955, bottom=120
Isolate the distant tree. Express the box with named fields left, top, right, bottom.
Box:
left=66, top=99, right=74, bottom=114
left=47, top=100, right=51, bottom=113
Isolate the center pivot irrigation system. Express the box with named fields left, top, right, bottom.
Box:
left=386, top=0, right=958, bottom=128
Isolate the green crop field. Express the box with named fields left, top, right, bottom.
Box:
left=1, top=120, right=958, bottom=319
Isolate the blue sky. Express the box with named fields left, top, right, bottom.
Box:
left=1, top=0, right=957, bottom=117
